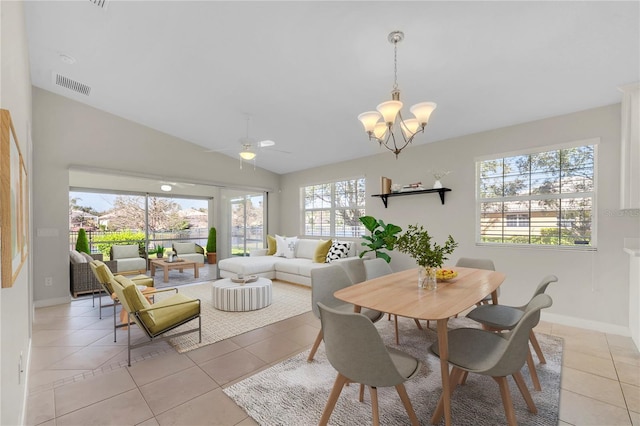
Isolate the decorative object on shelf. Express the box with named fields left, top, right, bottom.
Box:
left=380, top=176, right=392, bottom=194
left=358, top=215, right=402, bottom=263
left=396, top=224, right=458, bottom=290
left=431, top=170, right=451, bottom=189
left=357, top=30, right=437, bottom=158
left=401, top=181, right=424, bottom=192
left=391, top=183, right=402, bottom=193
left=206, top=227, right=217, bottom=264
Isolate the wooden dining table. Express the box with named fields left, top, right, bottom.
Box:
left=334, top=265, right=506, bottom=426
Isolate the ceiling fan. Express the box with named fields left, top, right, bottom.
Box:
left=158, top=180, right=195, bottom=192
left=208, top=116, right=290, bottom=168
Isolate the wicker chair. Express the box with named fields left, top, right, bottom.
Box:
left=69, top=253, right=117, bottom=298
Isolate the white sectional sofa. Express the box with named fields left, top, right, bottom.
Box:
left=218, top=238, right=358, bottom=287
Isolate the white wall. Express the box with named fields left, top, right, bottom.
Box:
left=1, top=1, right=33, bottom=424
left=31, top=87, right=281, bottom=305
left=280, top=104, right=640, bottom=334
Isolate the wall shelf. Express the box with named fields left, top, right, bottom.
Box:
left=371, top=188, right=451, bottom=208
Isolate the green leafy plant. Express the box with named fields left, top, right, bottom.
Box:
left=206, top=227, right=217, bottom=253
left=358, top=215, right=402, bottom=263
left=155, top=245, right=165, bottom=257
left=395, top=224, right=458, bottom=268
left=75, top=228, right=90, bottom=254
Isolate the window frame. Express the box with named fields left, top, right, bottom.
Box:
left=475, top=138, right=598, bottom=250
left=301, top=176, right=366, bottom=238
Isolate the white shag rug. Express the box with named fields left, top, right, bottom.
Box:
left=224, top=316, right=562, bottom=426
left=163, top=280, right=311, bottom=353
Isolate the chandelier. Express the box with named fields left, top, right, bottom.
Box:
left=358, top=31, right=437, bottom=158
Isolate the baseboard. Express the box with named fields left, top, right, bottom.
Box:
left=542, top=312, right=631, bottom=337
left=34, top=295, right=72, bottom=308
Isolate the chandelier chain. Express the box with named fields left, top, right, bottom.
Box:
left=393, top=41, right=398, bottom=91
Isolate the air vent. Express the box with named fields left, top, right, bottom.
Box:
left=54, top=73, right=92, bottom=96
left=88, top=0, right=108, bottom=9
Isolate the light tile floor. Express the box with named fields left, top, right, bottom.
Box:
left=26, top=285, right=639, bottom=426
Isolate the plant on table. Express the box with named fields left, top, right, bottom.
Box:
left=155, top=245, right=165, bottom=258
left=358, top=215, right=402, bottom=263
left=395, top=224, right=458, bottom=289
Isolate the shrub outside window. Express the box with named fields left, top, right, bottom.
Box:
left=303, top=178, right=366, bottom=238
left=477, top=140, right=596, bottom=248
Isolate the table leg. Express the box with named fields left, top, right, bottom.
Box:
left=491, top=289, right=499, bottom=304
left=150, top=263, right=156, bottom=277
left=194, top=264, right=199, bottom=278
left=431, top=318, right=452, bottom=426
left=163, top=266, right=169, bottom=283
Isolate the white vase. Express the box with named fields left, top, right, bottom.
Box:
left=418, top=266, right=437, bottom=290
left=433, top=180, right=443, bottom=189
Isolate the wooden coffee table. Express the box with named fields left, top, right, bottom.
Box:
left=149, top=258, right=199, bottom=283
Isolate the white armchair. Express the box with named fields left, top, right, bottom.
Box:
left=110, top=244, right=147, bottom=275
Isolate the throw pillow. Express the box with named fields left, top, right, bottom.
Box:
left=266, top=235, right=277, bottom=256
left=313, top=239, right=333, bottom=263
left=69, top=250, right=86, bottom=264
left=281, top=236, right=298, bottom=259
left=326, top=241, right=352, bottom=263
left=81, top=252, right=94, bottom=263
left=274, top=235, right=288, bottom=257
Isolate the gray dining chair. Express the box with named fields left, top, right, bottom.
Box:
left=431, top=293, right=553, bottom=426
left=364, top=258, right=425, bottom=344
left=465, top=274, right=558, bottom=390
left=307, top=264, right=384, bottom=362
left=455, top=257, right=497, bottom=305
left=317, top=302, right=421, bottom=426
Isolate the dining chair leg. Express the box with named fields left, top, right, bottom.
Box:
left=512, top=371, right=537, bottom=414
left=494, top=376, right=518, bottom=426
left=526, top=349, right=542, bottom=391
left=359, top=383, right=365, bottom=402
left=319, top=373, right=348, bottom=426
left=413, top=318, right=423, bottom=330
left=432, top=366, right=464, bottom=424
left=529, top=331, right=546, bottom=364
left=369, top=386, right=380, bottom=426
left=113, top=303, right=117, bottom=342
left=395, top=383, right=419, bottom=426
left=387, top=313, right=391, bottom=321
left=394, top=315, right=399, bottom=345
left=307, top=330, right=324, bottom=362
left=459, top=370, right=469, bottom=385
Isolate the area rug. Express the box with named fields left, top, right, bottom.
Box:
left=224, top=317, right=563, bottom=425
left=162, top=280, right=311, bottom=353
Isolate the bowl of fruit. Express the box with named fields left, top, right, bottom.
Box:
left=436, top=268, right=458, bottom=282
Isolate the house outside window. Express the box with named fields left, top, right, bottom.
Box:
left=477, top=140, right=596, bottom=248
left=302, top=177, right=366, bottom=237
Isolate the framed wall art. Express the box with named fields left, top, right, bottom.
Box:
left=1, top=109, right=27, bottom=288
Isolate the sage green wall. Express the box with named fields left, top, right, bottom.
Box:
left=280, top=104, right=640, bottom=333
left=1, top=1, right=33, bottom=424
left=31, top=87, right=281, bottom=305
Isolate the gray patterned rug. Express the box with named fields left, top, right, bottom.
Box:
left=224, top=316, right=562, bottom=425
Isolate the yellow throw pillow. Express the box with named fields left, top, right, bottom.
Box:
left=266, top=234, right=277, bottom=255
left=313, top=239, right=333, bottom=263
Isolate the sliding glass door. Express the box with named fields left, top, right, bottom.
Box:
left=224, top=190, right=266, bottom=257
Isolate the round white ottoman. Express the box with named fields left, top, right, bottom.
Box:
left=212, top=277, right=273, bottom=312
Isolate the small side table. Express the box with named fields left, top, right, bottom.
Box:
left=212, top=278, right=272, bottom=312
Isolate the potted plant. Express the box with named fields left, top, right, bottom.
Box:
left=358, top=216, right=402, bottom=263
left=395, top=224, right=458, bottom=289
left=75, top=228, right=90, bottom=254
left=156, top=244, right=165, bottom=258
left=206, top=227, right=217, bottom=264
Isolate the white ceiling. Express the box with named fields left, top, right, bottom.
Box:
left=24, top=1, right=640, bottom=175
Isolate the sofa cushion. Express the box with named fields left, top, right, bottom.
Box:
left=326, top=241, right=352, bottom=263
left=173, top=242, right=196, bottom=254
left=218, top=256, right=281, bottom=275
left=69, top=250, right=86, bottom=264
left=266, top=235, right=277, bottom=255
left=116, top=257, right=146, bottom=272
left=274, top=258, right=311, bottom=275
left=313, top=239, right=333, bottom=263
left=295, top=239, right=319, bottom=260
left=112, top=244, right=140, bottom=260
left=275, top=235, right=298, bottom=258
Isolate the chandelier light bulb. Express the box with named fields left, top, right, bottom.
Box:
left=410, top=102, right=437, bottom=125
left=358, top=111, right=382, bottom=133
left=239, top=150, right=256, bottom=161
left=376, top=100, right=403, bottom=125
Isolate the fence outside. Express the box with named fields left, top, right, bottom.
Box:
left=70, top=229, right=209, bottom=259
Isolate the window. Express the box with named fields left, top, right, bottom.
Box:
left=302, top=177, right=366, bottom=237
left=477, top=141, right=596, bottom=248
